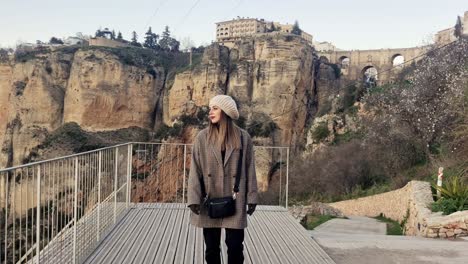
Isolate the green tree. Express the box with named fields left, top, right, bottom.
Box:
left=291, top=20, right=302, bottom=36
left=131, top=31, right=142, bottom=47
left=49, top=37, right=64, bottom=44
left=117, top=31, right=123, bottom=41
left=111, top=29, right=116, bottom=40
left=159, top=26, right=180, bottom=52
left=159, top=26, right=171, bottom=51
left=144, top=27, right=159, bottom=49
left=169, top=37, right=180, bottom=52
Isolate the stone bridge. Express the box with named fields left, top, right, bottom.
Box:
left=318, top=46, right=429, bottom=83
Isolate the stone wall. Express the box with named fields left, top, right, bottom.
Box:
left=327, top=181, right=468, bottom=238
left=89, top=37, right=131, bottom=48
left=329, top=182, right=413, bottom=223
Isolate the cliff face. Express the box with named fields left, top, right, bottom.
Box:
left=0, top=35, right=337, bottom=171
left=63, top=50, right=165, bottom=131
left=165, top=44, right=229, bottom=123
left=0, top=64, right=13, bottom=152
left=0, top=49, right=165, bottom=167
left=0, top=51, right=73, bottom=166
left=167, top=35, right=316, bottom=147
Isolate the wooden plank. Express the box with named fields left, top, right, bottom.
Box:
left=270, top=210, right=324, bottom=263
left=163, top=207, right=186, bottom=263
left=243, top=226, right=254, bottom=264
left=183, top=224, right=196, bottom=264
left=91, top=209, right=148, bottom=263
left=80, top=204, right=334, bottom=264
left=154, top=205, right=182, bottom=263
left=109, top=209, right=154, bottom=263
left=122, top=207, right=166, bottom=263
left=84, top=208, right=140, bottom=263
left=272, top=211, right=334, bottom=264
left=194, top=226, right=204, bottom=264
left=255, top=211, right=293, bottom=264
left=259, top=211, right=304, bottom=264
left=246, top=212, right=276, bottom=263
left=174, top=208, right=190, bottom=264
left=130, top=206, right=170, bottom=263
left=250, top=211, right=286, bottom=264
left=265, top=210, right=311, bottom=264
left=141, top=203, right=176, bottom=263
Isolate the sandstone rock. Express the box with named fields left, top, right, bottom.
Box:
left=165, top=44, right=229, bottom=124
left=454, top=229, right=463, bottom=235
left=0, top=51, right=73, bottom=167
left=63, top=50, right=164, bottom=132
left=0, top=64, right=12, bottom=151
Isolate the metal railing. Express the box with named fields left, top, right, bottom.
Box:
left=0, top=142, right=289, bottom=264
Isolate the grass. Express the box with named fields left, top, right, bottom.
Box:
left=373, top=213, right=403, bottom=235
left=302, top=214, right=337, bottom=230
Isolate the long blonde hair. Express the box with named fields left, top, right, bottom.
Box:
left=208, top=111, right=241, bottom=150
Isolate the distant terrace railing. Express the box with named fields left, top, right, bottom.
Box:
left=0, top=142, right=289, bottom=264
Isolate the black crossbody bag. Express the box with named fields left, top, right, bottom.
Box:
left=199, top=134, right=243, bottom=219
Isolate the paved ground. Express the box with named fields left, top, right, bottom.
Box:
left=310, top=216, right=468, bottom=264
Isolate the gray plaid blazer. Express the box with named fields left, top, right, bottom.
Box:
left=187, top=127, right=258, bottom=229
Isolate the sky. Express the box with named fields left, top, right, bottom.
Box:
left=0, top=0, right=466, bottom=50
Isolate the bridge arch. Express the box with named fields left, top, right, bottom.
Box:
left=361, top=65, right=378, bottom=87
left=338, top=56, right=350, bottom=69
left=391, top=54, right=405, bottom=67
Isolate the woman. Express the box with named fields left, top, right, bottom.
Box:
left=187, top=94, right=258, bottom=264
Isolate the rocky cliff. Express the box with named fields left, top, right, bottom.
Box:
left=0, top=34, right=343, bottom=176
left=167, top=34, right=318, bottom=148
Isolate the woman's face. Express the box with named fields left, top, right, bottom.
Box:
left=209, top=105, right=222, bottom=124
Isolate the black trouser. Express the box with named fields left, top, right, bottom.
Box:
left=203, top=228, right=244, bottom=264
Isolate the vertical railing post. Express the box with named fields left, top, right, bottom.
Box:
left=4, top=172, right=8, bottom=263
left=97, top=151, right=102, bottom=242
left=127, top=144, right=132, bottom=208
left=183, top=145, right=187, bottom=204
left=36, top=166, right=41, bottom=263
left=114, top=148, right=118, bottom=224
left=73, top=157, right=78, bottom=264
left=279, top=148, right=282, bottom=207
left=285, top=148, right=289, bottom=210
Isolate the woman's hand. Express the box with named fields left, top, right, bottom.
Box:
left=188, top=204, right=200, bottom=215
left=247, top=204, right=257, bottom=215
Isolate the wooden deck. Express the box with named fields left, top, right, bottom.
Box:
left=84, top=203, right=335, bottom=264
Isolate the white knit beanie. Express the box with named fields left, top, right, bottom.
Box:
left=209, top=95, right=239, bottom=120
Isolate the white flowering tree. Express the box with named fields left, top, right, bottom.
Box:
left=363, top=38, right=468, bottom=159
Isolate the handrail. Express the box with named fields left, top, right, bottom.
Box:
left=1, top=141, right=289, bottom=264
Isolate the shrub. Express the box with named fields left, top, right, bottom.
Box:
left=42, top=122, right=87, bottom=148
left=301, top=214, right=336, bottom=230
left=431, top=198, right=465, bottom=215
left=311, top=122, right=329, bottom=141
left=247, top=120, right=277, bottom=138
left=431, top=176, right=468, bottom=214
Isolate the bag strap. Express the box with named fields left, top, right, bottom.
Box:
left=233, top=133, right=243, bottom=193
left=198, top=131, right=243, bottom=200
